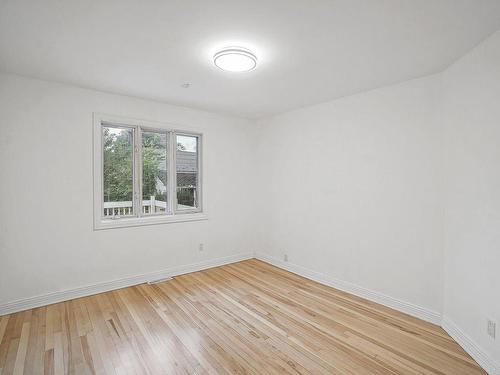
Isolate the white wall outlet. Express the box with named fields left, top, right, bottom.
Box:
left=284, top=254, right=288, bottom=262
left=487, top=319, right=496, bottom=339
left=199, top=243, right=204, bottom=252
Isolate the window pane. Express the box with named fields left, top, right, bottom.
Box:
left=102, top=126, right=134, bottom=217
left=142, top=130, right=167, bottom=215
left=176, top=135, right=198, bottom=210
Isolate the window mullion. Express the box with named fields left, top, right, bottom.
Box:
left=135, top=126, right=142, bottom=217
left=169, top=131, right=176, bottom=215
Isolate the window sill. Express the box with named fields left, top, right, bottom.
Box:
left=94, top=212, right=207, bottom=230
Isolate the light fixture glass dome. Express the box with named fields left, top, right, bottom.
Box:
left=213, top=47, right=257, bottom=72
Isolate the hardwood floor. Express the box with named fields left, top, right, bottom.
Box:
left=0, top=259, right=485, bottom=375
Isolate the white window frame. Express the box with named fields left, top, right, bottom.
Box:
left=93, top=113, right=206, bottom=230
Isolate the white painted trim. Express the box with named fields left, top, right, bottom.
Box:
left=0, top=253, right=253, bottom=316
left=442, top=317, right=500, bottom=375
left=95, top=212, right=208, bottom=230
left=255, top=252, right=442, bottom=325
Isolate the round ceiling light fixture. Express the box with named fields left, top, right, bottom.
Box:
left=213, top=47, right=257, bottom=72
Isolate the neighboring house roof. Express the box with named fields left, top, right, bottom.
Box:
left=158, top=150, right=197, bottom=173
left=157, top=150, right=197, bottom=188
left=176, top=150, right=197, bottom=172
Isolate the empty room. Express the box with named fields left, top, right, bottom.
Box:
left=1, top=0, right=499, bottom=374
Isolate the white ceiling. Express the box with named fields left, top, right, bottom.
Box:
left=1, top=0, right=500, bottom=119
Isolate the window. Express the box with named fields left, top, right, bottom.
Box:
left=176, top=134, right=200, bottom=211
left=94, top=114, right=205, bottom=229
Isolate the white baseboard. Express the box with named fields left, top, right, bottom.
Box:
left=0, top=253, right=253, bottom=316
left=442, top=317, right=500, bottom=375
left=255, top=252, right=442, bottom=325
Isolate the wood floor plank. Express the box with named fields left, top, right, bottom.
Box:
left=12, top=322, right=30, bottom=375
left=0, top=259, right=487, bottom=374
left=0, top=316, right=9, bottom=346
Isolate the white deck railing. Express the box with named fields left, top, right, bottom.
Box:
left=103, top=196, right=167, bottom=216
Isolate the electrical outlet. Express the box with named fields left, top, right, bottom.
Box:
left=199, top=243, right=204, bottom=252
left=487, top=320, right=496, bottom=339
left=284, top=254, right=288, bottom=262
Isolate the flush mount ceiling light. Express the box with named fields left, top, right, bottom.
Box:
left=213, top=47, right=257, bottom=72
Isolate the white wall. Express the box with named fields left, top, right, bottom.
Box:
left=0, top=73, right=258, bottom=305
left=255, top=74, right=444, bottom=315
left=442, top=30, right=500, bottom=365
